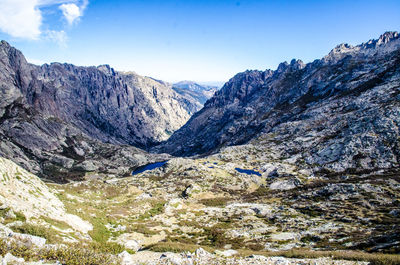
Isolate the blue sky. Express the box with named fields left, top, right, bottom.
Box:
left=0, top=0, right=399, bottom=83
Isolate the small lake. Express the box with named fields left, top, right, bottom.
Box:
left=132, top=161, right=168, bottom=175
left=235, top=167, right=262, bottom=176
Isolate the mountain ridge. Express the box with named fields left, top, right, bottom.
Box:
left=0, top=41, right=186, bottom=180
left=155, top=31, right=400, bottom=173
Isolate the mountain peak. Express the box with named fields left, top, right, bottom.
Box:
left=97, top=64, right=115, bottom=75
left=0, top=40, right=11, bottom=48
left=290, top=59, right=305, bottom=70
left=323, top=31, right=400, bottom=63
left=378, top=31, right=399, bottom=44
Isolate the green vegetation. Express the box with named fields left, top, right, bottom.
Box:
left=42, top=216, right=72, bottom=230
left=237, top=249, right=400, bottom=265
left=12, top=223, right=58, bottom=244
left=0, top=239, right=119, bottom=265
left=88, top=215, right=112, bottom=246
left=138, top=201, right=165, bottom=220
left=251, top=186, right=270, bottom=197
left=199, top=197, right=229, bottom=207
left=129, top=223, right=158, bottom=235
left=201, top=226, right=244, bottom=249
left=146, top=242, right=213, bottom=253
left=0, top=207, right=26, bottom=223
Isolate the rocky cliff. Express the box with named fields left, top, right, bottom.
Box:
left=0, top=41, right=194, bottom=147
left=157, top=32, right=400, bottom=172
left=0, top=41, right=187, bottom=181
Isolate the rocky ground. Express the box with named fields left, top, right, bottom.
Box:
left=0, top=153, right=399, bottom=264
left=65, top=148, right=398, bottom=255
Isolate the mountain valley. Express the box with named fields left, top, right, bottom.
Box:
left=0, top=32, right=399, bottom=264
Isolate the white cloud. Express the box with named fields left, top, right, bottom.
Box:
left=0, top=0, right=42, bottom=39
left=59, top=0, right=88, bottom=25
left=0, top=0, right=88, bottom=40
left=45, top=30, right=68, bottom=47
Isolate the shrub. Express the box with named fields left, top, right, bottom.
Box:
left=199, top=198, right=229, bottom=207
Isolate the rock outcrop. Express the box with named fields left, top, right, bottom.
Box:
left=0, top=41, right=193, bottom=148
left=0, top=41, right=189, bottom=180
left=156, top=32, right=400, bottom=173
left=0, top=157, right=91, bottom=233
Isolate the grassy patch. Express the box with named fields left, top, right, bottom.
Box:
left=42, top=216, right=72, bottom=230
left=251, top=186, right=270, bottom=197
left=237, top=249, right=400, bottom=265
left=138, top=201, right=165, bottom=220
left=0, top=208, right=26, bottom=223
left=89, top=241, right=125, bottom=255
left=129, top=223, right=158, bottom=235
left=11, top=223, right=59, bottom=244
left=199, top=197, right=229, bottom=207
left=146, top=242, right=213, bottom=253
left=201, top=226, right=245, bottom=249
left=0, top=239, right=119, bottom=265
left=88, top=216, right=111, bottom=245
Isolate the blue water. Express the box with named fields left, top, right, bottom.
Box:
left=132, top=161, right=168, bottom=175
left=235, top=168, right=262, bottom=176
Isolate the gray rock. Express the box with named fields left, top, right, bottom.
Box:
left=12, top=233, right=47, bottom=248
left=182, top=184, right=202, bottom=198
left=0, top=41, right=184, bottom=181
left=270, top=179, right=300, bottom=191
left=118, top=251, right=133, bottom=265
left=124, top=239, right=141, bottom=252
left=2, top=253, right=25, bottom=264
left=155, top=32, right=400, bottom=176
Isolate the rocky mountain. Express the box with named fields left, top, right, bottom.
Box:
left=172, top=81, right=219, bottom=113
left=0, top=33, right=399, bottom=264
left=0, top=41, right=186, bottom=181
left=0, top=41, right=194, bottom=147
left=157, top=32, right=400, bottom=173
left=173, top=80, right=219, bottom=104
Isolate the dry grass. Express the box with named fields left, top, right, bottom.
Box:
left=146, top=242, right=213, bottom=253
left=0, top=239, right=119, bottom=265
left=237, top=249, right=400, bottom=265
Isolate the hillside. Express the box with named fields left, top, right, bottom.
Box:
left=156, top=32, right=400, bottom=175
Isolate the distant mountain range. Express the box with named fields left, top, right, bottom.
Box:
left=172, top=81, right=219, bottom=114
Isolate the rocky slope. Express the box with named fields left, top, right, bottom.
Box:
left=0, top=41, right=193, bottom=147
left=172, top=80, right=219, bottom=113
left=157, top=31, right=400, bottom=174
left=0, top=41, right=193, bottom=180
left=0, top=154, right=395, bottom=264
left=0, top=157, right=91, bottom=237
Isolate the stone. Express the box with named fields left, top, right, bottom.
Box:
left=118, top=251, right=133, bottom=265
left=3, top=253, right=25, bottom=264
left=124, top=239, right=141, bottom=252
left=12, top=233, right=47, bottom=248
left=269, top=179, right=299, bottom=191
left=215, top=249, right=238, bottom=257
left=270, top=232, right=299, bottom=241
left=182, top=184, right=202, bottom=198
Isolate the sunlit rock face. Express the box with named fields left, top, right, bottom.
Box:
left=157, top=32, right=400, bottom=172
left=0, top=40, right=182, bottom=181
